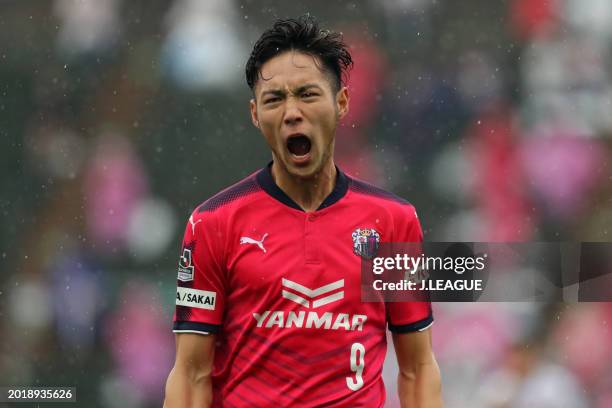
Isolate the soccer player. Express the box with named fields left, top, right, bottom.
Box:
left=164, top=15, right=442, bottom=408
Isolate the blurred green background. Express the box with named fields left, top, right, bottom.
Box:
left=1, top=0, right=612, bottom=407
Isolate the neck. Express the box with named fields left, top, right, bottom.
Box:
left=271, top=160, right=337, bottom=212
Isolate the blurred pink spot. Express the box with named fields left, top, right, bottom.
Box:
left=105, top=279, right=173, bottom=400
left=83, top=133, right=148, bottom=252
left=521, top=135, right=606, bottom=219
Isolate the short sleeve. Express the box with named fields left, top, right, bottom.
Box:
left=172, top=210, right=226, bottom=335
left=386, top=205, right=434, bottom=333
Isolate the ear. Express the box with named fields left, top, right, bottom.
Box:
left=336, top=86, right=349, bottom=120
left=250, top=98, right=259, bottom=128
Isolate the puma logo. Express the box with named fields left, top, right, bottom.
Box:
left=189, top=215, right=202, bottom=235
left=240, top=233, right=268, bottom=253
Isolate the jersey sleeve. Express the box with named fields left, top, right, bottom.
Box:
left=386, top=205, right=434, bottom=333
left=172, top=210, right=226, bottom=335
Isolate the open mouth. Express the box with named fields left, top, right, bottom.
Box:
left=286, top=134, right=312, bottom=157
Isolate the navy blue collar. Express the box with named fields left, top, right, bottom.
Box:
left=256, top=162, right=349, bottom=212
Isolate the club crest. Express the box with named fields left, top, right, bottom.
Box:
left=352, top=228, right=380, bottom=259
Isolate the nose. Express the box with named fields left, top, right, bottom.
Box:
left=283, top=97, right=303, bottom=127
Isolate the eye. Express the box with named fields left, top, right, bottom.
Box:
left=302, top=92, right=318, bottom=98
left=264, top=97, right=281, bottom=104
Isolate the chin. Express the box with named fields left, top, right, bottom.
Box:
left=283, top=160, right=321, bottom=180
left=287, top=165, right=318, bottom=179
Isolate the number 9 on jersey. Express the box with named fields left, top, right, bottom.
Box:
left=346, top=342, right=365, bottom=391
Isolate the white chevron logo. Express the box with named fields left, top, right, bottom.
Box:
left=281, top=278, right=344, bottom=309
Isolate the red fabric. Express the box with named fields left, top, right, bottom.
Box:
left=173, top=167, right=431, bottom=407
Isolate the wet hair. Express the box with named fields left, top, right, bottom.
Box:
left=245, top=15, right=353, bottom=93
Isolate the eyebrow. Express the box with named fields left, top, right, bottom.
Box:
left=260, top=83, right=323, bottom=99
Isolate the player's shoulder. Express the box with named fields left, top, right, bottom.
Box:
left=191, top=170, right=263, bottom=221
left=345, top=175, right=421, bottom=240
left=346, top=174, right=417, bottom=216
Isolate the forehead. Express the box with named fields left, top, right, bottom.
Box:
left=255, top=51, right=332, bottom=94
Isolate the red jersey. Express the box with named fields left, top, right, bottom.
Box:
left=173, top=163, right=433, bottom=407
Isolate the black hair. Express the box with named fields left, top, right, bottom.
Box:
left=245, top=15, right=353, bottom=92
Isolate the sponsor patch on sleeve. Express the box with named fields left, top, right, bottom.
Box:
left=176, top=287, right=216, bottom=310
left=177, top=248, right=194, bottom=282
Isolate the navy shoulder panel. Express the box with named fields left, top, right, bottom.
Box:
left=348, top=177, right=411, bottom=206
left=197, top=174, right=261, bottom=213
